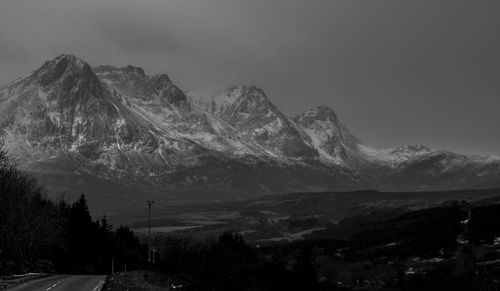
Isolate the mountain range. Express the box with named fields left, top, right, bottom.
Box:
left=1, top=54, right=499, bottom=204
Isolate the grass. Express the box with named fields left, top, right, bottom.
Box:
left=103, top=271, right=177, bottom=291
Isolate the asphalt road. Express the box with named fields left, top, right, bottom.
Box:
left=8, top=275, right=105, bottom=291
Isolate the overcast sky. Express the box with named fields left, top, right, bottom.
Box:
left=1, top=0, right=499, bottom=155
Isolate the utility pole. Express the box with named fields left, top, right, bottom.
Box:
left=147, top=200, right=155, bottom=264
left=147, top=200, right=155, bottom=239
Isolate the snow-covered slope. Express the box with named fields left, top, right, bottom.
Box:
left=294, top=106, right=363, bottom=165
left=194, top=86, right=317, bottom=160
left=1, top=54, right=499, bottom=202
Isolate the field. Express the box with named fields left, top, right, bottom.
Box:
left=117, top=189, right=500, bottom=243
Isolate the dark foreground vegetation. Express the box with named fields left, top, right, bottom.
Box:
left=2, top=141, right=500, bottom=290
left=110, top=202, right=498, bottom=291
left=0, top=142, right=144, bottom=275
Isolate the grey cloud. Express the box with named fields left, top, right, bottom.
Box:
left=98, top=17, right=190, bottom=56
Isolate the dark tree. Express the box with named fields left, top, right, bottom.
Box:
left=294, top=245, right=319, bottom=291
left=0, top=140, right=62, bottom=274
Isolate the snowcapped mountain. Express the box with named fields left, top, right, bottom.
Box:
left=1, top=54, right=499, bottom=203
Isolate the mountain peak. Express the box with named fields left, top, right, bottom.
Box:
left=224, top=85, right=267, bottom=99
left=54, top=53, right=76, bottom=62
left=37, top=54, right=95, bottom=86
left=203, top=85, right=272, bottom=113
left=299, top=106, right=338, bottom=121
left=52, top=54, right=89, bottom=69
left=294, top=106, right=341, bottom=128
left=294, top=105, right=363, bottom=163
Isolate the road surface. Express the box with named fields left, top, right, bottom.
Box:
left=7, top=274, right=105, bottom=291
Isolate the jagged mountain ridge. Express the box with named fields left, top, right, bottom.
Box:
left=1, top=54, right=499, bottom=203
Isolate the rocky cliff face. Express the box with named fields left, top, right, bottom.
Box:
left=1, top=55, right=499, bottom=202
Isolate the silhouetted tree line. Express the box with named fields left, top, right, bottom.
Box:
left=0, top=141, right=145, bottom=275
left=150, top=232, right=324, bottom=291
